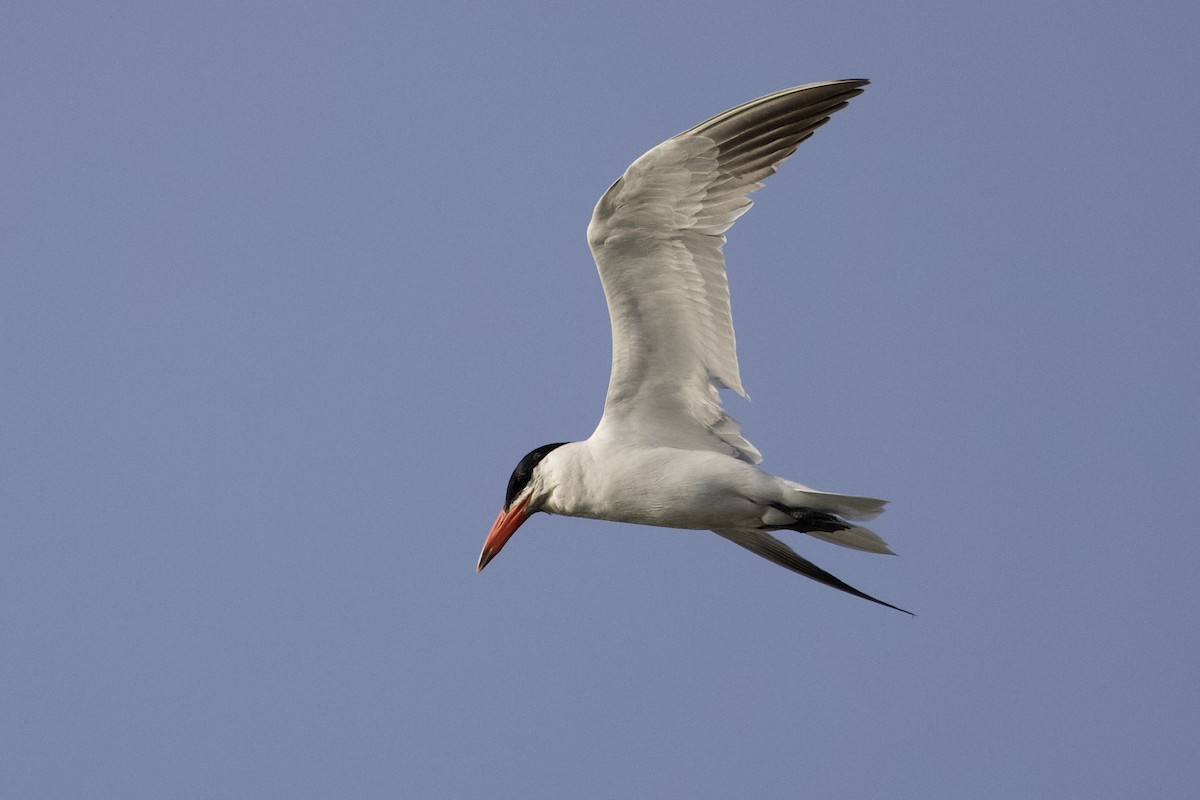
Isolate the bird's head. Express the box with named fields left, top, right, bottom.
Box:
left=477, top=442, right=569, bottom=571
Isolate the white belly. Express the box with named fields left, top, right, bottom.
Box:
left=544, top=445, right=778, bottom=531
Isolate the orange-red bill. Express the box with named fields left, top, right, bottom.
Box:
left=477, top=497, right=531, bottom=572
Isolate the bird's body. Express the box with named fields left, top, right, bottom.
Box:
left=480, top=79, right=910, bottom=614
left=533, top=441, right=883, bottom=539
left=537, top=442, right=777, bottom=529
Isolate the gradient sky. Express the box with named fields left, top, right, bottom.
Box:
left=4, top=2, right=1199, bottom=798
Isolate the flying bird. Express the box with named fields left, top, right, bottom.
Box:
left=479, top=79, right=909, bottom=614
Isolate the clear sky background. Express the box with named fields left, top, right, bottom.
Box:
left=4, top=2, right=1199, bottom=798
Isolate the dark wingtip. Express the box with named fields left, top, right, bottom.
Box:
left=821, top=571, right=913, bottom=616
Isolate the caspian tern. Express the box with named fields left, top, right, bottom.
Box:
left=479, top=79, right=910, bottom=614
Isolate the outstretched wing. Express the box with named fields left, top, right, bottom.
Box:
left=713, top=528, right=911, bottom=615
left=586, top=80, right=869, bottom=462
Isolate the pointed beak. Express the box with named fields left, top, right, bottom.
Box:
left=477, top=497, right=531, bottom=572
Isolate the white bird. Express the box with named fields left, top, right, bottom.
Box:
left=479, top=79, right=910, bottom=614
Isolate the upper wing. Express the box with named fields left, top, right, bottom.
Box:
left=585, top=80, right=869, bottom=463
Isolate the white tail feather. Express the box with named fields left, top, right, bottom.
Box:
left=782, top=480, right=888, bottom=521
left=804, top=524, right=894, bottom=555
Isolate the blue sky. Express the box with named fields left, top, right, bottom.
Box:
left=4, top=2, right=1199, bottom=797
